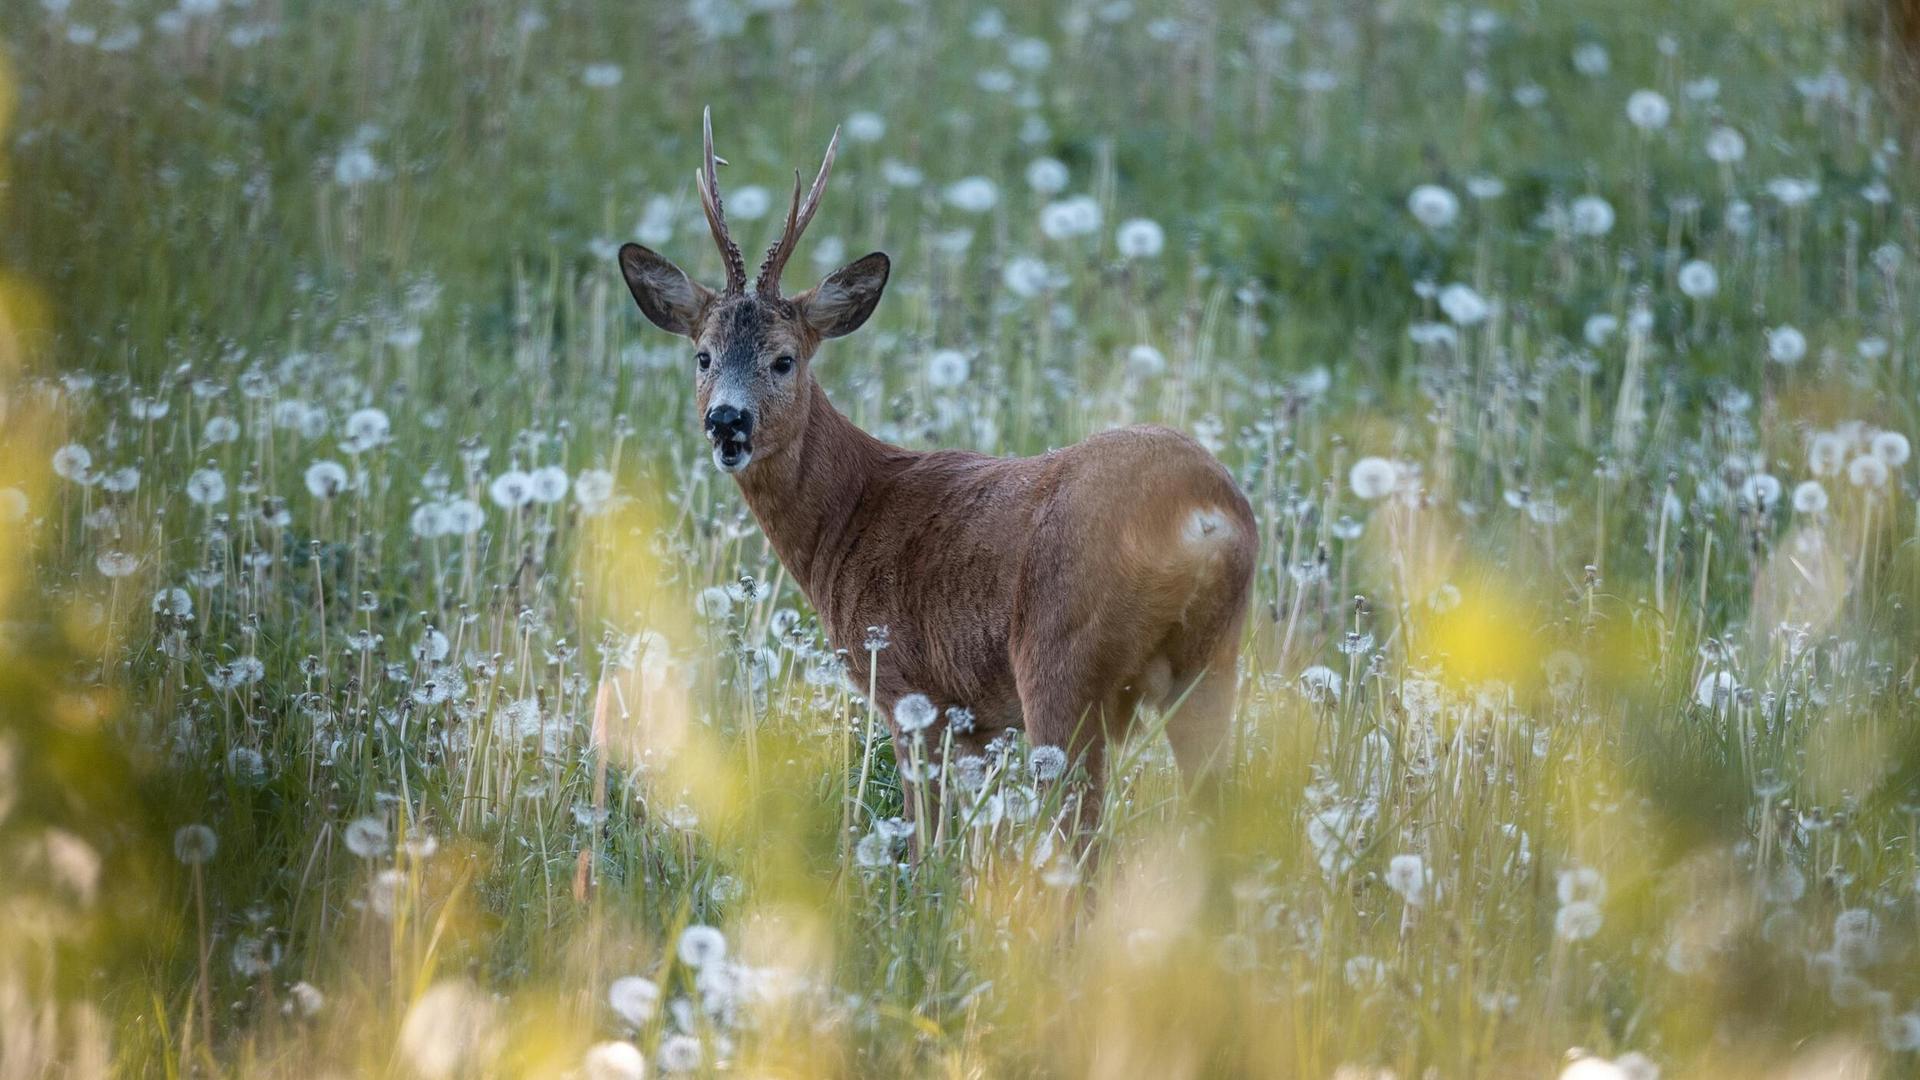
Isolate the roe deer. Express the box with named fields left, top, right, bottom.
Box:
left=617, top=110, right=1256, bottom=823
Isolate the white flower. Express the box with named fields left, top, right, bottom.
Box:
left=608, top=976, right=661, bottom=1026
left=1572, top=41, right=1609, bottom=76
left=1349, top=456, right=1398, bottom=500
left=1740, top=473, right=1781, bottom=509
left=444, top=498, right=485, bottom=535
left=203, top=415, right=241, bottom=444
left=728, top=185, right=770, bottom=220
left=581, top=62, right=623, bottom=88
left=52, top=443, right=93, bottom=482
left=1625, top=89, right=1671, bottom=130
left=676, top=924, right=727, bottom=969
left=343, top=407, right=392, bottom=452
left=529, top=465, right=570, bottom=504
left=1299, top=665, right=1344, bottom=704
left=945, top=176, right=1000, bottom=213
left=1466, top=175, right=1506, bottom=200
left=894, top=693, right=938, bottom=733
left=1555, top=899, right=1604, bottom=941
left=1039, top=195, right=1101, bottom=239
left=880, top=159, right=924, bottom=187
left=334, top=146, right=381, bottom=187
left=1556, top=866, right=1607, bottom=905
left=304, top=460, right=350, bottom=498
left=1569, top=195, right=1615, bottom=237
left=343, top=816, right=388, bottom=858
left=1007, top=36, right=1051, bottom=70
left=152, top=587, right=193, bottom=619
left=656, top=1033, right=702, bottom=1074
left=925, top=349, right=971, bottom=388
left=1385, top=853, right=1429, bottom=905
left=174, top=824, right=218, bottom=865
left=98, top=466, right=139, bottom=493
left=186, top=468, right=227, bottom=505
left=575, top=469, right=616, bottom=514
left=0, top=487, right=26, bottom=521
left=1115, top=217, right=1166, bottom=258
left=1767, top=177, right=1820, bottom=207
left=398, top=981, right=498, bottom=1079
left=1438, top=283, right=1490, bottom=325
left=1584, top=313, right=1620, bottom=347
left=1029, top=745, right=1068, bottom=782
left=582, top=1041, right=647, bottom=1080
left=635, top=195, right=676, bottom=246
left=288, top=981, right=325, bottom=1017
left=1024, top=157, right=1069, bottom=194
left=1870, top=430, right=1910, bottom=467
left=844, top=110, right=886, bottom=142
left=1808, top=432, right=1848, bottom=476
left=1676, top=260, right=1718, bottom=299
left=1001, top=255, right=1058, bottom=298
left=1559, top=1056, right=1630, bottom=1080
left=1766, top=325, right=1807, bottom=365
left=1694, top=670, right=1738, bottom=709
left=1848, top=454, right=1889, bottom=489
left=488, top=470, right=534, bottom=508
left=1407, top=184, right=1461, bottom=230
left=414, top=627, right=450, bottom=664
left=1705, top=126, right=1747, bottom=164
left=1791, top=480, right=1828, bottom=515
left=1126, top=343, right=1168, bottom=378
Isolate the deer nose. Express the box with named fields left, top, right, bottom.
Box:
left=704, top=404, right=753, bottom=443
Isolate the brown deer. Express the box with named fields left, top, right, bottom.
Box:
left=617, top=110, right=1256, bottom=821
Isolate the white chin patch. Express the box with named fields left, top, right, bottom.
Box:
left=712, top=445, right=752, bottom=474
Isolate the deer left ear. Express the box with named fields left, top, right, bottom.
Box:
left=619, top=243, right=714, bottom=337
left=796, top=252, right=889, bottom=339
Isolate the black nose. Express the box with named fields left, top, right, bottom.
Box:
left=704, top=404, right=753, bottom=442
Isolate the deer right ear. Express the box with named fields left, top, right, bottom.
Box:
left=619, top=243, right=713, bottom=336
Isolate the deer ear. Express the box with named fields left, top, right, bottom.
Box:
left=619, top=243, right=713, bottom=336
left=796, top=252, right=889, bottom=340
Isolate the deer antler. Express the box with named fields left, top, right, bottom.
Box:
left=695, top=106, right=748, bottom=294
left=755, top=125, right=840, bottom=299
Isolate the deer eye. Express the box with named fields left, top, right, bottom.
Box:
left=696, top=351, right=712, bottom=371
left=770, top=355, right=794, bottom=376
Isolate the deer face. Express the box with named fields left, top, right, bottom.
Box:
left=617, top=248, right=889, bottom=473
left=617, top=109, right=887, bottom=475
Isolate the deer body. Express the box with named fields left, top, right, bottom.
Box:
left=620, top=111, right=1256, bottom=800
left=738, top=379, right=1255, bottom=775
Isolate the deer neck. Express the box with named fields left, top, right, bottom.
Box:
left=732, top=378, right=889, bottom=604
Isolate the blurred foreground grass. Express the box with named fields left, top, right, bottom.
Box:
left=4, top=0, right=1920, bottom=1076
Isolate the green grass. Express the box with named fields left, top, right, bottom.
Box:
left=3, top=0, right=1920, bottom=1076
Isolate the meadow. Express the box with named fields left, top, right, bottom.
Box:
left=3, top=0, right=1920, bottom=1076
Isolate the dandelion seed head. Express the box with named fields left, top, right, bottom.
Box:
left=1115, top=217, right=1166, bottom=258
left=676, top=924, right=727, bottom=969
left=173, top=824, right=218, bottom=865
left=894, top=693, right=938, bottom=733
left=1766, top=325, right=1807, bottom=365
left=1625, top=89, right=1671, bottom=130
left=1677, top=260, right=1718, bottom=299
left=1407, top=184, right=1461, bottom=230
left=1349, top=456, right=1398, bottom=500
left=1847, top=454, right=1889, bottom=489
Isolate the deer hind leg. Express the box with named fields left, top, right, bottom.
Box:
left=1164, top=654, right=1238, bottom=809
left=1009, top=608, right=1145, bottom=841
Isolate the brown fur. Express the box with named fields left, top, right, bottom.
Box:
left=618, top=120, right=1256, bottom=819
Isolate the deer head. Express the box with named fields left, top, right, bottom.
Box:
left=619, top=108, right=890, bottom=474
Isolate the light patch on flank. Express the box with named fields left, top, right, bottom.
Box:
left=1181, top=505, right=1235, bottom=547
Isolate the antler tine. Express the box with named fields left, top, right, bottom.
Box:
left=755, top=125, right=840, bottom=298
left=696, top=106, right=748, bottom=294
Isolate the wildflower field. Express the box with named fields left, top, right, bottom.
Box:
left=6, top=0, right=1920, bottom=1075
